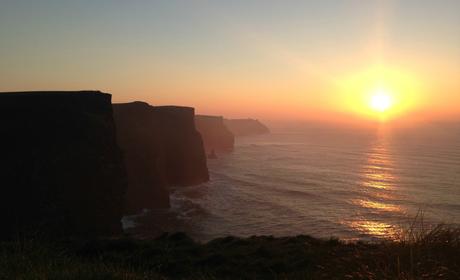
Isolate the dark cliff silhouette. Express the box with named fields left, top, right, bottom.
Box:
left=114, top=102, right=209, bottom=214
left=153, top=106, right=209, bottom=186
left=224, top=118, right=270, bottom=136
left=113, top=102, right=170, bottom=213
left=0, top=91, right=127, bottom=239
left=195, top=115, right=235, bottom=153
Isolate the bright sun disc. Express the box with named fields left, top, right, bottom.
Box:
left=370, top=89, right=392, bottom=112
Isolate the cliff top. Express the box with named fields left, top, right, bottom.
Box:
left=196, top=115, right=225, bottom=121
left=0, top=91, right=113, bottom=113
left=0, top=90, right=108, bottom=97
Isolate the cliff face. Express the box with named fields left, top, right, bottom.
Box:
left=195, top=115, right=235, bottom=153
left=113, top=102, right=170, bottom=214
left=0, top=91, right=126, bottom=239
left=114, top=103, right=209, bottom=214
left=224, top=119, right=270, bottom=136
left=153, top=106, right=209, bottom=186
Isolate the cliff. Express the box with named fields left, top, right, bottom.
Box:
left=153, top=106, right=209, bottom=186
left=113, top=102, right=209, bottom=214
left=0, top=91, right=127, bottom=239
left=113, top=102, right=170, bottom=214
left=195, top=115, right=235, bottom=153
left=224, top=118, right=270, bottom=136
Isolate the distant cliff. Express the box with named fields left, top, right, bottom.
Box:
left=114, top=102, right=209, bottom=214
left=224, top=119, right=270, bottom=136
left=0, top=91, right=127, bottom=239
left=195, top=115, right=235, bottom=153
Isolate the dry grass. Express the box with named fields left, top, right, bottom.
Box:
left=1, top=216, right=459, bottom=279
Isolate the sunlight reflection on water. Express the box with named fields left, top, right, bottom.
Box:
left=348, top=130, right=405, bottom=239
left=348, top=220, right=399, bottom=238
left=361, top=142, right=396, bottom=190
left=352, top=199, right=401, bottom=213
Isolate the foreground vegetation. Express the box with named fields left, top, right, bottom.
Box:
left=1, top=224, right=459, bottom=280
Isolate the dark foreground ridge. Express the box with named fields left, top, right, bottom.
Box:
left=0, top=91, right=126, bottom=238
left=1, top=227, right=459, bottom=279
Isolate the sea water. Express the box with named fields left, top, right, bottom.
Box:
left=128, top=122, right=460, bottom=241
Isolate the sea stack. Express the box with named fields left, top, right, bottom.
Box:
left=195, top=115, right=235, bottom=153
left=0, top=91, right=127, bottom=239
left=114, top=102, right=209, bottom=214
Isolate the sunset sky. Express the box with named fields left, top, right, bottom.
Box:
left=1, top=0, right=459, bottom=122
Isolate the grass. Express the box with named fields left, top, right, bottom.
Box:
left=1, top=219, right=459, bottom=279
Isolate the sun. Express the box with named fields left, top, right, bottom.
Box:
left=370, top=89, right=392, bottom=112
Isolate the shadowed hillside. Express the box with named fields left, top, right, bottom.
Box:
left=2, top=225, right=459, bottom=279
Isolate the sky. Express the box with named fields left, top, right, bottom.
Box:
left=1, top=0, right=459, bottom=123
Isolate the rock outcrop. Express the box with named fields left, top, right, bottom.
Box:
left=0, top=91, right=127, bottom=239
left=195, top=115, right=235, bottom=153
left=114, top=102, right=209, bottom=214
left=224, top=119, right=270, bottom=136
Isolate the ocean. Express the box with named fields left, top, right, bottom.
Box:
left=125, top=122, right=460, bottom=241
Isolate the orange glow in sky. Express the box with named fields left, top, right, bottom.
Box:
left=0, top=1, right=459, bottom=124
left=335, top=63, right=430, bottom=123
